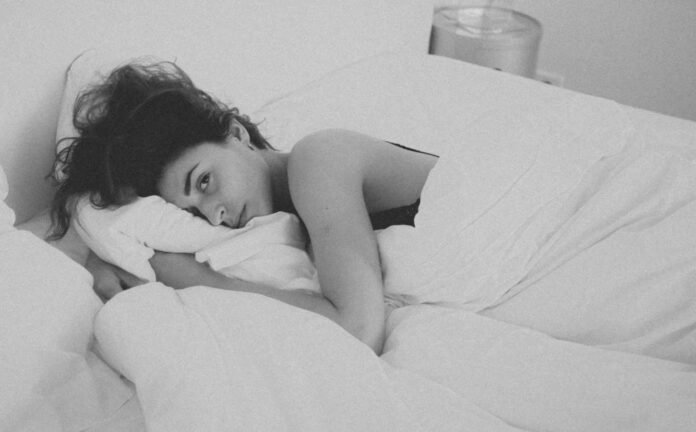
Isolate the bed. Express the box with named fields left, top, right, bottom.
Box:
left=2, top=1, right=695, bottom=431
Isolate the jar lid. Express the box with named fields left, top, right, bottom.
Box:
left=433, top=7, right=541, bottom=41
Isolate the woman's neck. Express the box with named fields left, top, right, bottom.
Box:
left=264, top=151, right=294, bottom=213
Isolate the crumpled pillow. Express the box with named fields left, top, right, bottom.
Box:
left=74, top=195, right=319, bottom=292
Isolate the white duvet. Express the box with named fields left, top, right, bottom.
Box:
left=93, top=54, right=696, bottom=431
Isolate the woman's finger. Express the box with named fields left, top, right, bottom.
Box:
left=93, top=270, right=124, bottom=302
left=114, top=267, right=147, bottom=289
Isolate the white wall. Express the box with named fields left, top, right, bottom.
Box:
left=512, top=1, right=696, bottom=121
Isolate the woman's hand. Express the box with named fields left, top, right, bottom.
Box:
left=85, top=250, right=145, bottom=302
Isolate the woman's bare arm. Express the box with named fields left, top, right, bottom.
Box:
left=89, top=248, right=341, bottom=333
left=86, top=250, right=146, bottom=301
left=286, top=130, right=434, bottom=354
left=150, top=251, right=341, bottom=324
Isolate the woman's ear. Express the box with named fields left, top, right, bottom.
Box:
left=231, top=121, right=242, bottom=140
left=231, top=120, right=253, bottom=149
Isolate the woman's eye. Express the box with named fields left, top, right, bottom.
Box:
left=198, top=173, right=210, bottom=192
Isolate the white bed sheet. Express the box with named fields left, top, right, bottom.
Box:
left=480, top=106, right=696, bottom=362
left=384, top=305, right=696, bottom=432
left=91, top=53, right=696, bottom=430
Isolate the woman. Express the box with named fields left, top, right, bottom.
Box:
left=50, top=61, right=437, bottom=354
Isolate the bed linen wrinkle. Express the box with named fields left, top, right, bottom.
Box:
left=383, top=306, right=696, bottom=432
left=480, top=138, right=696, bottom=361
left=598, top=320, right=696, bottom=362
left=180, top=290, right=306, bottom=430
left=493, top=139, right=696, bottom=286
left=381, top=366, right=528, bottom=432
left=497, top=151, right=648, bottom=294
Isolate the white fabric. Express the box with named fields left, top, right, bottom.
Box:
left=94, top=284, right=427, bottom=432
left=74, top=195, right=230, bottom=281
left=95, top=283, right=529, bottom=432
left=195, top=212, right=318, bottom=292
left=0, top=229, right=132, bottom=432
left=379, top=95, right=632, bottom=309
left=384, top=305, right=696, bottom=432
left=94, top=286, right=696, bottom=432
left=252, top=53, right=570, bottom=154
left=480, top=126, right=696, bottom=363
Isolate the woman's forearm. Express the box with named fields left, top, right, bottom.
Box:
left=150, top=252, right=386, bottom=353
left=150, top=252, right=341, bottom=324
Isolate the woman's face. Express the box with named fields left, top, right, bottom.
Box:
left=157, top=126, right=274, bottom=228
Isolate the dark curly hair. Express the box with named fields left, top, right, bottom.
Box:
left=49, top=60, right=273, bottom=240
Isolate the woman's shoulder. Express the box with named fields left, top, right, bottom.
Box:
left=288, top=129, right=363, bottom=180
left=287, top=129, right=437, bottom=187
left=288, top=129, right=380, bottom=175
left=286, top=128, right=436, bottom=228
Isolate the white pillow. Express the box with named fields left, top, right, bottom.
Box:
left=251, top=53, right=438, bottom=152
left=95, top=283, right=423, bottom=431
left=73, top=195, right=318, bottom=293
left=0, top=228, right=130, bottom=430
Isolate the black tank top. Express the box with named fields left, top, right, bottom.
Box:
left=368, top=141, right=437, bottom=230
left=369, top=199, right=421, bottom=230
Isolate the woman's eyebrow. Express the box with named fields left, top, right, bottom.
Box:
left=184, top=163, right=199, bottom=196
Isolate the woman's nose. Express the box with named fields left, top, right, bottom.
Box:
left=202, top=202, right=226, bottom=226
